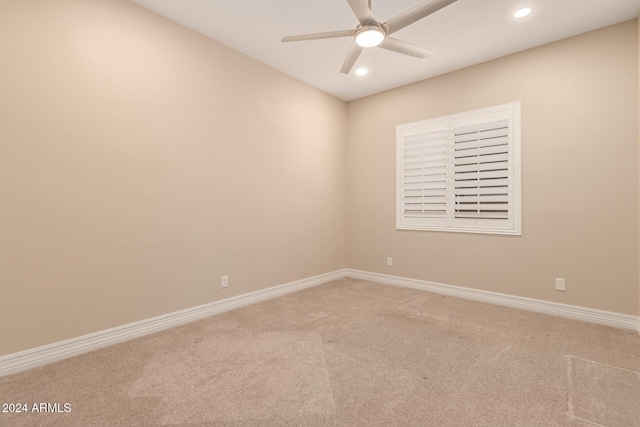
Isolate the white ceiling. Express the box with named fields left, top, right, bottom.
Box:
left=129, top=0, right=640, bottom=101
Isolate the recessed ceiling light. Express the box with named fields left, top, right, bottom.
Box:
left=355, top=68, right=368, bottom=76
left=514, top=7, right=532, bottom=18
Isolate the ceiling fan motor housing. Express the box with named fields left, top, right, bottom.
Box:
left=355, top=23, right=386, bottom=47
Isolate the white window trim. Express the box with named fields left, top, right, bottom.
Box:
left=396, top=102, right=521, bottom=236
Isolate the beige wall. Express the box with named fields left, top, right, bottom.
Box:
left=347, top=21, right=638, bottom=315
left=0, top=0, right=348, bottom=355
left=638, top=14, right=640, bottom=319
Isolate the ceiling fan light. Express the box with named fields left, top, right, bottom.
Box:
left=355, top=28, right=384, bottom=47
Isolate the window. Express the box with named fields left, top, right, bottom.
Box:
left=396, top=102, right=521, bottom=235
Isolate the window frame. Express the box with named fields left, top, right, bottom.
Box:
left=396, top=102, right=521, bottom=235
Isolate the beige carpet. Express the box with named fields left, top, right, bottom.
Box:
left=1, top=278, right=640, bottom=426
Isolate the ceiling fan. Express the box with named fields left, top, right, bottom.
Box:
left=281, top=0, right=458, bottom=74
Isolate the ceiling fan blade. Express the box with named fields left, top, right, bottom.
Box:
left=378, top=37, right=434, bottom=58
left=282, top=30, right=354, bottom=43
left=346, top=0, right=377, bottom=24
left=384, top=0, right=457, bottom=35
left=340, top=41, right=364, bottom=74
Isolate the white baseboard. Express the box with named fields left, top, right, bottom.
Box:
left=346, top=269, right=640, bottom=332
left=0, top=269, right=348, bottom=377
left=3, top=268, right=638, bottom=377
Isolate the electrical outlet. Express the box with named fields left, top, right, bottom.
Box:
left=387, top=257, right=393, bottom=267
left=221, top=275, right=228, bottom=288
left=555, top=278, right=565, bottom=291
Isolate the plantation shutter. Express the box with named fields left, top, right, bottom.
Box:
left=401, top=130, right=449, bottom=224
left=453, top=120, right=511, bottom=222
left=396, top=102, right=520, bottom=235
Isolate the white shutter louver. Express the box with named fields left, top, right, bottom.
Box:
left=396, top=102, right=520, bottom=235
left=402, top=130, right=448, bottom=220
left=453, top=120, right=510, bottom=221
